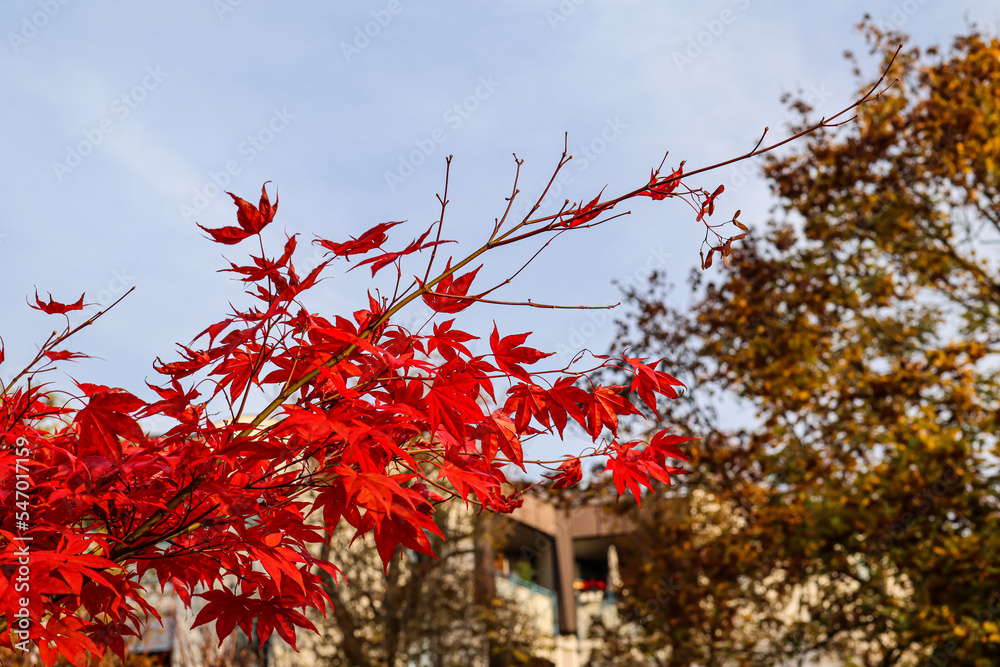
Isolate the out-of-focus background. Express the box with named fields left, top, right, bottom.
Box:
left=6, top=4, right=1000, bottom=667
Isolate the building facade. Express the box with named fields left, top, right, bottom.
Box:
left=129, top=490, right=633, bottom=667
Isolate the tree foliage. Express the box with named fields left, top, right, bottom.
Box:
left=592, top=21, right=1000, bottom=667
left=0, top=153, right=728, bottom=663
left=0, top=60, right=891, bottom=663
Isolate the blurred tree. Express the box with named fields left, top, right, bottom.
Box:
left=589, top=20, right=1000, bottom=667
left=271, top=503, right=545, bottom=667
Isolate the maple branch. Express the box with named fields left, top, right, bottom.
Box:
left=112, top=475, right=206, bottom=554
left=115, top=504, right=219, bottom=561
left=2, top=287, right=136, bottom=396
left=467, top=297, right=620, bottom=310
left=423, top=155, right=453, bottom=285
left=749, top=127, right=769, bottom=154
left=494, top=45, right=903, bottom=239
left=490, top=210, right=633, bottom=248
left=234, top=323, right=275, bottom=424
left=492, top=154, right=525, bottom=241
left=515, top=134, right=573, bottom=231
left=519, top=449, right=610, bottom=468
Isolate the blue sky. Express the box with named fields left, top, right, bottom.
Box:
left=2, top=1, right=998, bottom=459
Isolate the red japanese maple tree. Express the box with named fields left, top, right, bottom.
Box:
left=0, top=59, right=895, bottom=666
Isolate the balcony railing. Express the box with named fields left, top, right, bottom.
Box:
left=496, top=571, right=559, bottom=637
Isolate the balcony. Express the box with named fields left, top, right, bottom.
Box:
left=496, top=571, right=560, bottom=637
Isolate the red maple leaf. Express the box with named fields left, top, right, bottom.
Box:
left=545, top=458, right=582, bottom=489
left=485, top=411, right=523, bottom=468
left=604, top=442, right=654, bottom=504
left=43, top=350, right=89, bottom=362
left=74, top=384, right=146, bottom=463
left=545, top=376, right=589, bottom=437
left=647, top=429, right=695, bottom=462
left=503, top=382, right=550, bottom=433
left=427, top=319, right=477, bottom=361
left=490, top=325, right=553, bottom=383
left=624, top=355, right=686, bottom=410
left=422, top=261, right=482, bottom=313
left=566, top=187, right=611, bottom=227
left=354, top=227, right=453, bottom=277
left=585, top=385, right=639, bottom=438
left=317, top=220, right=405, bottom=258
left=197, top=183, right=278, bottom=245
left=30, top=290, right=86, bottom=314
left=642, top=162, right=685, bottom=200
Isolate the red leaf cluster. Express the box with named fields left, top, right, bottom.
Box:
left=566, top=187, right=613, bottom=227
left=0, top=177, right=694, bottom=664
left=197, top=183, right=278, bottom=245
left=421, top=260, right=483, bottom=313
left=697, top=184, right=725, bottom=223
left=30, top=290, right=86, bottom=315
left=642, top=162, right=685, bottom=200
